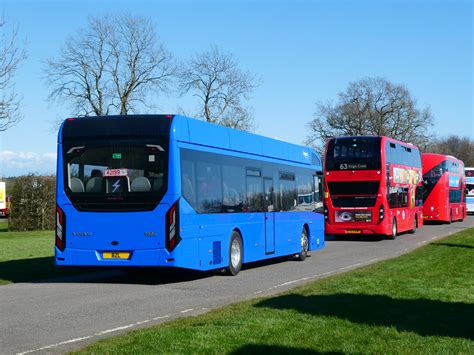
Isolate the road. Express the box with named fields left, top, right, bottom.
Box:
left=1, top=217, right=473, bottom=354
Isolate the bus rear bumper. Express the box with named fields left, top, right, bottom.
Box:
left=55, top=247, right=176, bottom=267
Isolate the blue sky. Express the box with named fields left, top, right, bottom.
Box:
left=0, top=0, right=472, bottom=176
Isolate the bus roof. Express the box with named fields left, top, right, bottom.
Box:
left=329, top=135, right=419, bottom=148
left=421, top=152, right=463, bottom=163
left=59, top=114, right=321, bottom=168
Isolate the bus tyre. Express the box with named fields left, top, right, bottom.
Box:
left=296, top=227, right=309, bottom=261
left=409, top=216, right=417, bottom=234
left=226, top=231, right=243, bottom=276
left=389, top=218, right=397, bottom=240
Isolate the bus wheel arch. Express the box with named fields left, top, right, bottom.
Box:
left=226, top=229, right=243, bottom=276
left=296, top=224, right=309, bottom=261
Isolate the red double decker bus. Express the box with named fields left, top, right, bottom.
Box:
left=324, top=136, right=423, bottom=239
left=421, top=153, right=466, bottom=222
left=0, top=196, right=11, bottom=217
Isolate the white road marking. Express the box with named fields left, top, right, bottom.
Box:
left=17, top=336, right=94, bottom=354
left=17, top=311, right=184, bottom=354
left=367, top=258, right=380, bottom=263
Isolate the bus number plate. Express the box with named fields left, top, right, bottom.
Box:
left=346, top=230, right=361, bottom=234
left=103, top=252, right=130, bottom=259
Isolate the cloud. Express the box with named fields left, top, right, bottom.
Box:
left=0, top=150, right=57, bottom=177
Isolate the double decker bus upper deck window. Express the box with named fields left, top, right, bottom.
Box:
left=326, top=137, right=381, bottom=171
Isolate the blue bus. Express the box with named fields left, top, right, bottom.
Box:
left=55, top=115, right=325, bottom=275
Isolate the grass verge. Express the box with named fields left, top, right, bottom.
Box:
left=0, top=221, right=85, bottom=285
left=76, top=228, right=474, bottom=354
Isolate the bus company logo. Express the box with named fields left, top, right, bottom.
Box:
left=73, top=232, right=92, bottom=236
left=303, top=151, right=309, bottom=159
left=112, top=179, right=121, bottom=193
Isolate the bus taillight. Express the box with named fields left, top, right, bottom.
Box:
left=166, top=201, right=181, bottom=252
left=56, top=205, right=66, bottom=251
left=378, top=204, right=385, bottom=222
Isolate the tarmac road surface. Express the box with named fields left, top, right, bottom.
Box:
left=1, top=217, right=472, bottom=354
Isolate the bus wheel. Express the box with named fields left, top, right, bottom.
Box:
left=409, top=216, right=418, bottom=234
left=296, top=227, right=309, bottom=261
left=226, top=231, right=243, bottom=276
left=389, top=218, right=397, bottom=240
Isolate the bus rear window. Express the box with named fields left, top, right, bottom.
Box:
left=326, top=137, right=381, bottom=171
left=63, top=140, right=168, bottom=211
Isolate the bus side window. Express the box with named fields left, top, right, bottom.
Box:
left=181, top=159, right=196, bottom=206
left=245, top=169, right=264, bottom=212
left=196, top=161, right=222, bottom=213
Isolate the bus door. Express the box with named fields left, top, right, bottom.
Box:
left=264, top=178, right=275, bottom=254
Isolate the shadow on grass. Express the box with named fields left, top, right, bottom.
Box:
left=232, top=344, right=340, bottom=354
left=0, top=256, right=211, bottom=285
left=432, top=243, right=474, bottom=249
left=256, top=293, right=474, bottom=340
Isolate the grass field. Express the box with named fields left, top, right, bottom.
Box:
left=76, top=228, right=474, bottom=354
left=0, top=221, right=87, bottom=285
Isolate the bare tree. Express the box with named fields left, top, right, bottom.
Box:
left=426, top=135, right=474, bottom=166
left=179, top=46, right=259, bottom=131
left=306, top=77, right=434, bottom=149
left=44, top=14, right=177, bottom=117
left=0, top=15, right=26, bottom=131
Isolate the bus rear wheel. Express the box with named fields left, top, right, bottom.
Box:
left=389, top=218, right=397, bottom=240
left=226, top=231, right=243, bottom=276
left=295, top=227, right=309, bottom=261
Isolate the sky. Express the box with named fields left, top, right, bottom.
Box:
left=0, top=0, right=472, bottom=176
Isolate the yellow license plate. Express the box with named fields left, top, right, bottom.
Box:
left=346, top=230, right=362, bottom=234
left=103, top=252, right=130, bottom=259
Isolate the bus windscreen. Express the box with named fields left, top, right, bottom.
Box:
left=326, top=137, right=381, bottom=171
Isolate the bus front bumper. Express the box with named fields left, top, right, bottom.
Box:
left=325, top=222, right=389, bottom=236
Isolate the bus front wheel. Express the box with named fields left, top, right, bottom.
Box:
left=389, top=218, right=397, bottom=240
left=226, top=231, right=243, bottom=276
